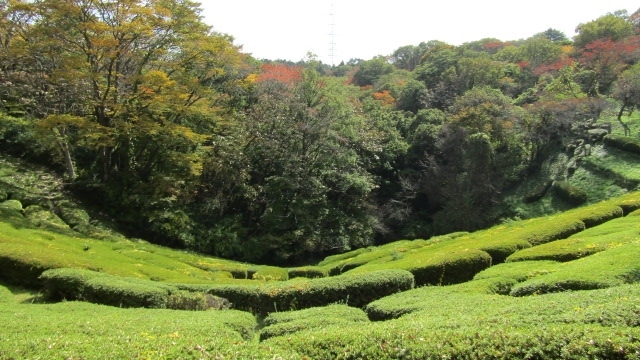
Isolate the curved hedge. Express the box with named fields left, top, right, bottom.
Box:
left=259, top=304, right=369, bottom=340
left=509, top=242, right=640, bottom=296
left=205, top=269, right=415, bottom=315
left=287, top=266, right=327, bottom=279
left=40, top=268, right=175, bottom=308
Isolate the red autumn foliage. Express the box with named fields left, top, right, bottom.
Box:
left=579, top=36, right=640, bottom=69
left=257, top=63, right=302, bottom=85
left=534, top=56, right=575, bottom=76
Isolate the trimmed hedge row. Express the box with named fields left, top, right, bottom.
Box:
left=40, top=268, right=174, bottom=308
left=346, top=247, right=493, bottom=287
left=39, top=268, right=229, bottom=310
left=266, top=318, right=640, bottom=359
left=287, top=266, right=327, bottom=279
left=323, top=240, right=432, bottom=276
left=516, top=217, right=585, bottom=246
left=604, top=133, right=640, bottom=155
left=506, top=210, right=636, bottom=263
left=259, top=304, right=369, bottom=341
left=201, top=269, right=415, bottom=315
left=509, top=241, right=640, bottom=296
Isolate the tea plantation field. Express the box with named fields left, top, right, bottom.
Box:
left=1, top=188, right=640, bottom=358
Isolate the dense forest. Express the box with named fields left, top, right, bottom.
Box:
left=1, top=0, right=640, bottom=264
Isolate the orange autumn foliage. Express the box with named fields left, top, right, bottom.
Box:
left=257, top=63, right=302, bottom=86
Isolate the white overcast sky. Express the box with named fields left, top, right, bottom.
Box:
left=199, top=1, right=640, bottom=64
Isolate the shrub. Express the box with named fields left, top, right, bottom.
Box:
left=39, top=268, right=176, bottom=308
left=523, top=180, right=553, bottom=203
left=474, top=260, right=562, bottom=282
left=564, top=203, right=623, bottom=228
left=322, top=240, right=431, bottom=275
left=507, top=213, right=639, bottom=263
left=516, top=217, right=585, bottom=246
left=346, top=247, right=493, bottom=287
left=287, top=266, right=327, bottom=279
left=509, top=241, right=640, bottom=296
left=206, top=269, right=414, bottom=315
left=83, top=276, right=171, bottom=308
left=604, top=133, right=640, bottom=155
left=248, top=266, right=288, bottom=281
left=260, top=304, right=369, bottom=340
left=0, top=284, right=12, bottom=303
left=553, top=181, right=588, bottom=205
left=166, top=290, right=231, bottom=311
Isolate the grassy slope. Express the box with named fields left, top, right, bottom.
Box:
left=1, top=139, right=640, bottom=358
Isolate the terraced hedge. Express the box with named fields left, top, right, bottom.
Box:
left=509, top=242, right=640, bottom=296
left=39, top=268, right=230, bottom=310
left=198, top=269, right=415, bottom=315
left=259, top=304, right=369, bottom=340
left=506, top=213, right=639, bottom=263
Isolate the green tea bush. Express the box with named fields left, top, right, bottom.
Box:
left=322, top=240, right=431, bottom=275
left=266, top=321, right=640, bottom=359
left=604, top=133, right=640, bottom=155
left=40, top=268, right=176, bottom=308
left=206, top=269, right=414, bottom=314
left=287, top=266, right=327, bottom=279
left=166, top=290, right=231, bottom=311
left=318, top=247, right=370, bottom=267
left=510, top=242, right=640, bottom=296
left=563, top=203, right=623, bottom=228
left=516, top=217, right=585, bottom=246
left=507, top=214, right=639, bottom=263
left=83, top=276, right=171, bottom=308
left=346, top=247, right=492, bottom=286
left=474, top=260, right=561, bottom=282
left=259, top=304, right=369, bottom=340
left=0, top=284, right=12, bottom=302
left=248, top=265, right=288, bottom=281
left=553, top=181, right=588, bottom=205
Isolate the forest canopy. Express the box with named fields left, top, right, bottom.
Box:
left=1, top=0, right=639, bottom=264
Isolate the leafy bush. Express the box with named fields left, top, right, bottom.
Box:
left=510, top=241, right=640, bottom=296
left=523, top=180, right=553, bottom=203
left=604, top=133, right=640, bottom=155
left=287, top=266, right=327, bottom=279
left=205, top=269, right=414, bottom=314
left=553, top=181, right=588, bottom=205
left=248, top=266, right=288, bottom=281
left=474, top=260, right=562, bottom=282
left=506, top=213, right=638, bottom=263
left=40, top=268, right=176, bottom=308
left=516, top=217, right=585, bottom=246
left=563, top=203, right=623, bottom=228
left=346, top=246, right=493, bottom=286
left=166, top=290, right=231, bottom=311
left=259, top=304, right=369, bottom=340
left=0, top=284, right=12, bottom=303
left=321, top=240, right=431, bottom=275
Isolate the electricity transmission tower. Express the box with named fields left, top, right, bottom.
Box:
left=328, top=4, right=336, bottom=66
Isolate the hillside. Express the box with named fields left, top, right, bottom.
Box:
left=1, top=153, right=640, bottom=358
